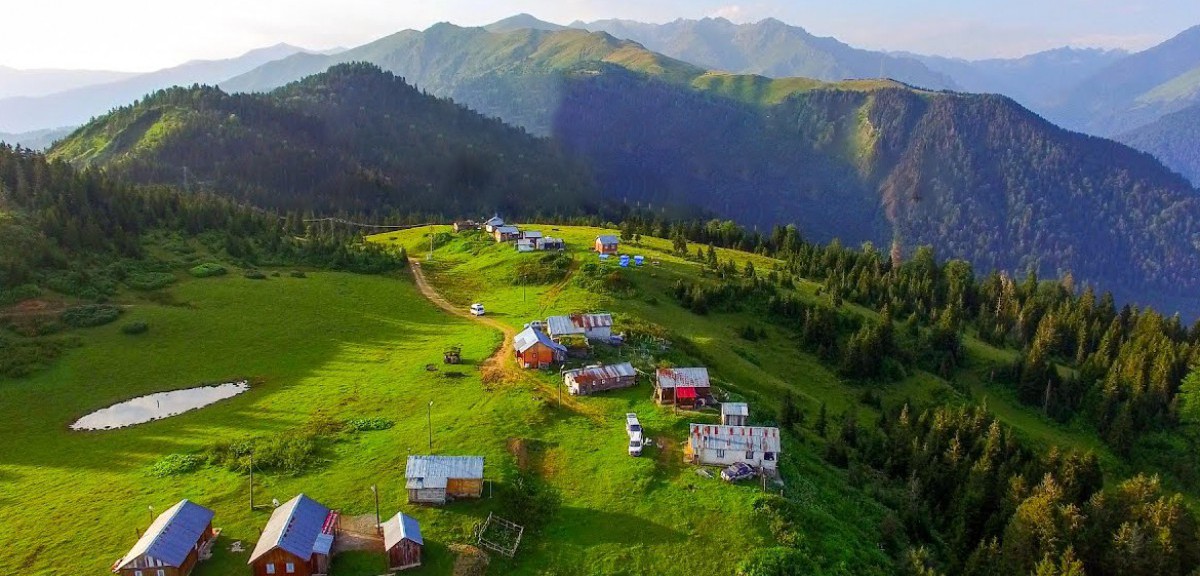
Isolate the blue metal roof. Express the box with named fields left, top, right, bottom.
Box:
left=115, top=499, right=215, bottom=569
left=383, top=512, right=424, bottom=549
left=513, top=326, right=567, bottom=354
left=248, top=494, right=331, bottom=564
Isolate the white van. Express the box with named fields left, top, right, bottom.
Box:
left=625, top=413, right=642, bottom=434
left=628, top=431, right=644, bottom=457
left=470, top=303, right=485, bottom=316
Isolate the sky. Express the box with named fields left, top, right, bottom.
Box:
left=3, top=0, right=1195, bottom=71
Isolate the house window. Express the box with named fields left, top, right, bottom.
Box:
left=134, top=571, right=143, bottom=576
left=746, top=451, right=755, bottom=460
left=715, top=449, right=725, bottom=458
left=286, top=562, right=296, bottom=573
left=764, top=452, right=776, bottom=461
left=266, top=563, right=276, bottom=574
left=157, top=571, right=165, bottom=576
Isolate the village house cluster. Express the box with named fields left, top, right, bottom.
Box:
left=454, top=215, right=566, bottom=251
left=113, top=455, right=488, bottom=575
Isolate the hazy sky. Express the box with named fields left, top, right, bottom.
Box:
left=4, top=0, right=1194, bottom=71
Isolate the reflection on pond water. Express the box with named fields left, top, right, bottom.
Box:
left=70, top=381, right=250, bottom=431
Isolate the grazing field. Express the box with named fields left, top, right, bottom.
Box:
left=0, top=262, right=836, bottom=575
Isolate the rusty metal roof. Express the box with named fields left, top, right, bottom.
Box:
left=688, top=424, right=781, bottom=453
left=564, top=362, right=636, bottom=385
left=656, top=367, right=711, bottom=389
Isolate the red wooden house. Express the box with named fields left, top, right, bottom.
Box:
left=513, top=326, right=567, bottom=369
left=248, top=494, right=338, bottom=576
left=594, top=235, right=620, bottom=255
left=112, top=500, right=217, bottom=576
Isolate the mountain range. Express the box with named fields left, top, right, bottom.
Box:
left=1117, top=103, right=1200, bottom=186
left=0, top=66, right=137, bottom=99
left=52, top=24, right=1200, bottom=316
left=0, top=44, right=315, bottom=133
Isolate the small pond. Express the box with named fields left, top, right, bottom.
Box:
left=70, top=380, right=250, bottom=431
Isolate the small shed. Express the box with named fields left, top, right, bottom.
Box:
left=684, top=424, right=781, bottom=473
left=595, top=235, right=620, bottom=255
left=654, top=367, right=713, bottom=408
left=494, top=226, right=520, bottom=242
left=483, top=216, right=505, bottom=233
left=516, top=239, right=535, bottom=252
left=538, top=237, right=565, bottom=251
left=248, top=494, right=338, bottom=576
left=564, top=362, right=637, bottom=396
left=406, top=455, right=485, bottom=504
left=546, top=313, right=613, bottom=341
left=521, top=230, right=543, bottom=241
left=112, top=500, right=217, bottom=576
left=514, top=326, right=567, bottom=369
left=453, top=220, right=479, bottom=232
left=382, top=512, right=423, bottom=571
left=721, top=403, right=749, bottom=426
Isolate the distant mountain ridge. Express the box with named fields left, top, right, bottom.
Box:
left=0, top=44, right=315, bottom=133
left=1117, top=103, right=1200, bottom=186
left=570, top=16, right=958, bottom=90
left=0, top=66, right=137, bottom=99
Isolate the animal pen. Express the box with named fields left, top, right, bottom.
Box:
left=475, top=513, right=524, bottom=557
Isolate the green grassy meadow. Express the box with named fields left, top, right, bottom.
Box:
left=0, top=223, right=1135, bottom=575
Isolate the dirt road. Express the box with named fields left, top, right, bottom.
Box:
left=408, top=259, right=517, bottom=383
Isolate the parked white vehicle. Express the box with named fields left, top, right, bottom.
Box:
left=625, top=413, right=642, bottom=434
left=470, top=303, right=485, bottom=316
left=628, top=431, right=644, bottom=457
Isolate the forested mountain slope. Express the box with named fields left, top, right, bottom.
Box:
left=1118, top=102, right=1200, bottom=187
left=50, top=64, right=599, bottom=218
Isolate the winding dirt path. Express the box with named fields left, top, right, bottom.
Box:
left=408, top=259, right=517, bottom=384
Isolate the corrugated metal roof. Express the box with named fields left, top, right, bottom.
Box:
left=514, top=326, right=567, bottom=354
left=565, top=362, right=636, bottom=385
left=721, top=403, right=749, bottom=417
left=383, top=512, right=423, bottom=549
left=405, top=455, right=485, bottom=490
left=496, top=226, right=520, bottom=234
left=522, top=230, right=543, bottom=238
left=656, top=367, right=711, bottom=389
left=596, top=235, right=620, bottom=244
left=546, top=315, right=584, bottom=337
left=688, top=424, right=782, bottom=453
left=248, top=494, right=331, bottom=564
left=485, top=216, right=504, bottom=226
left=115, top=499, right=214, bottom=569
left=574, top=313, right=612, bottom=329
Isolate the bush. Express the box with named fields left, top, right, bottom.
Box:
left=289, top=270, right=307, bottom=278
left=126, top=272, right=177, bottom=291
left=148, top=454, right=201, bottom=477
left=243, top=270, right=267, bottom=280
left=345, top=417, right=395, bottom=432
left=189, top=263, right=228, bottom=278
left=61, top=304, right=122, bottom=328
left=0, top=335, right=79, bottom=378
left=513, top=253, right=573, bottom=284
left=0, top=284, right=41, bottom=306
left=499, top=472, right=561, bottom=530
left=121, top=321, right=149, bottom=335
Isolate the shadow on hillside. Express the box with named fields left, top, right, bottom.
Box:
left=552, top=506, right=687, bottom=545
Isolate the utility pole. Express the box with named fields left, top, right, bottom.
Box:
left=427, top=400, right=434, bottom=452
left=428, top=225, right=434, bottom=261
left=370, top=485, right=381, bottom=531
left=248, top=450, right=255, bottom=511
left=148, top=505, right=155, bottom=525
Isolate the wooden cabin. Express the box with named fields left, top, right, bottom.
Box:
left=112, top=500, right=217, bottom=576
left=248, top=494, right=338, bottom=576
left=493, top=226, right=521, bottom=242
left=721, top=403, right=749, bottom=426
left=564, top=362, right=637, bottom=396
left=513, top=326, right=567, bottom=369
left=382, top=512, right=423, bottom=571
left=405, top=455, right=485, bottom=505
left=538, top=237, right=566, bottom=251
left=595, top=235, right=620, bottom=255
left=685, top=424, right=781, bottom=473
left=453, top=220, right=479, bottom=232
left=654, top=367, right=714, bottom=408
